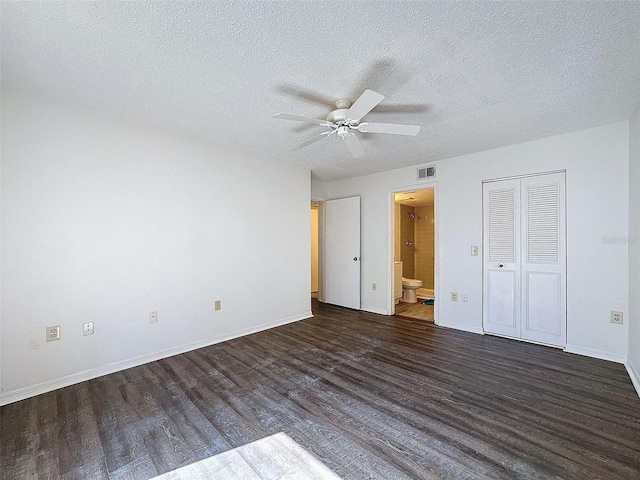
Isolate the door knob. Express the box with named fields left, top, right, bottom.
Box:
left=498, top=263, right=504, bottom=268
left=353, top=257, right=358, bottom=261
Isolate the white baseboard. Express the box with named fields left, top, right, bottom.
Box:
left=0, top=311, right=312, bottom=406
left=361, top=305, right=390, bottom=315
left=437, top=321, right=484, bottom=335
left=625, top=360, right=640, bottom=398
left=564, top=344, right=626, bottom=364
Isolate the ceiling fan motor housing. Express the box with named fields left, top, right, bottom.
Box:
left=326, top=108, right=350, bottom=125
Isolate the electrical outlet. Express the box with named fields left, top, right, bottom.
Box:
left=149, top=311, right=158, bottom=323
left=46, top=325, right=60, bottom=342
left=83, top=322, right=94, bottom=336
left=372, top=283, right=377, bottom=291
left=215, top=300, right=221, bottom=311
left=611, top=311, right=623, bottom=324
left=461, top=294, right=468, bottom=303
left=451, top=292, right=458, bottom=302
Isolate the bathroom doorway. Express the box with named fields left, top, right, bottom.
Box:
left=392, top=187, right=436, bottom=322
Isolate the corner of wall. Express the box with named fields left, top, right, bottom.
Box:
left=628, top=103, right=640, bottom=398
left=311, top=178, right=329, bottom=200
left=1, top=89, right=313, bottom=402
left=626, top=361, right=640, bottom=398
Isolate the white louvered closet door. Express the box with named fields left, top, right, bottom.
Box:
left=483, top=172, right=566, bottom=347
left=520, top=173, right=566, bottom=346
left=483, top=179, right=521, bottom=338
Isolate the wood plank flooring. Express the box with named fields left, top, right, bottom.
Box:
left=394, top=300, right=434, bottom=322
left=2, top=299, right=639, bottom=479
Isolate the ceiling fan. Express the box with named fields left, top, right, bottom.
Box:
left=273, top=89, right=420, bottom=158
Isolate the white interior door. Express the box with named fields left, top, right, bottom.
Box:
left=483, top=172, right=566, bottom=347
left=324, top=197, right=361, bottom=309
left=520, top=173, right=566, bottom=346
left=483, top=179, right=521, bottom=338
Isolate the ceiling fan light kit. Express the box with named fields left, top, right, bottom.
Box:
left=273, top=89, right=421, bottom=158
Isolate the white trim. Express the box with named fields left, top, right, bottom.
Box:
left=0, top=311, right=312, bottom=406
left=438, top=321, right=485, bottom=335
left=482, top=169, right=567, bottom=184
left=564, top=344, right=626, bottom=364
left=361, top=305, right=390, bottom=316
left=625, top=361, right=640, bottom=398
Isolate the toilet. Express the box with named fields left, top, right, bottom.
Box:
left=402, top=277, right=422, bottom=303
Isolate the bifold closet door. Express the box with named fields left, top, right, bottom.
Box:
left=483, top=179, right=521, bottom=338
left=483, top=172, right=566, bottom=347
left=520, top=173, right=566, bottom=346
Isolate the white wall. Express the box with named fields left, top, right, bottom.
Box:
left=628, top=105, right=640, bottom=394
left=311, top=179, right=329, bottom=200
left=0, top=89, right=311, bottom=404
left=327, top=122, right=630, bottom=361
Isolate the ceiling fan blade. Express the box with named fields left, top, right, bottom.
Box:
left=343, top=133, right=366, bottom=158
left=359, top=122, right=420, bottom=136
left=273, top=113, right=331, bottom=126
left=288, top=131, right=332, bottom=151
left=345, top=89, right=385, bottom=122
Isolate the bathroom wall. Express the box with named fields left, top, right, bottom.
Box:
left=399, top=205, right=415, bottom=277
left=394, top=203, right=401, bottom=262
left=397, top=201, right=434, bottom=289
left=415, top=204, right=435, bottom=290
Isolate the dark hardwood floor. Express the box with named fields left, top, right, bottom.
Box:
left=2, top=299, right=639, bottom=479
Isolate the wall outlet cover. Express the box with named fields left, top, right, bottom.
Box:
left=610, top=311, right=623, bottom=324
left=46, top=325, right=60, bottom=342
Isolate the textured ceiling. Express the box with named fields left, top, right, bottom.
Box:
left=2, top=1, right=640, bottom=181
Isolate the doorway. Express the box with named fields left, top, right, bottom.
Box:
left=392, top=187, right=436, bottom=322
left=312, top=197, right=362, bottom=310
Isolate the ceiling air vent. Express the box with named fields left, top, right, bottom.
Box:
left=417, top=165, right=436, bottom=180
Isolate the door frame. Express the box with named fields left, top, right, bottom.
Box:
left=387, top=182, right=439, bottom=321
left=311, top=195, right=327, bottom=303
left=315, top=195, right=362, bottom=309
